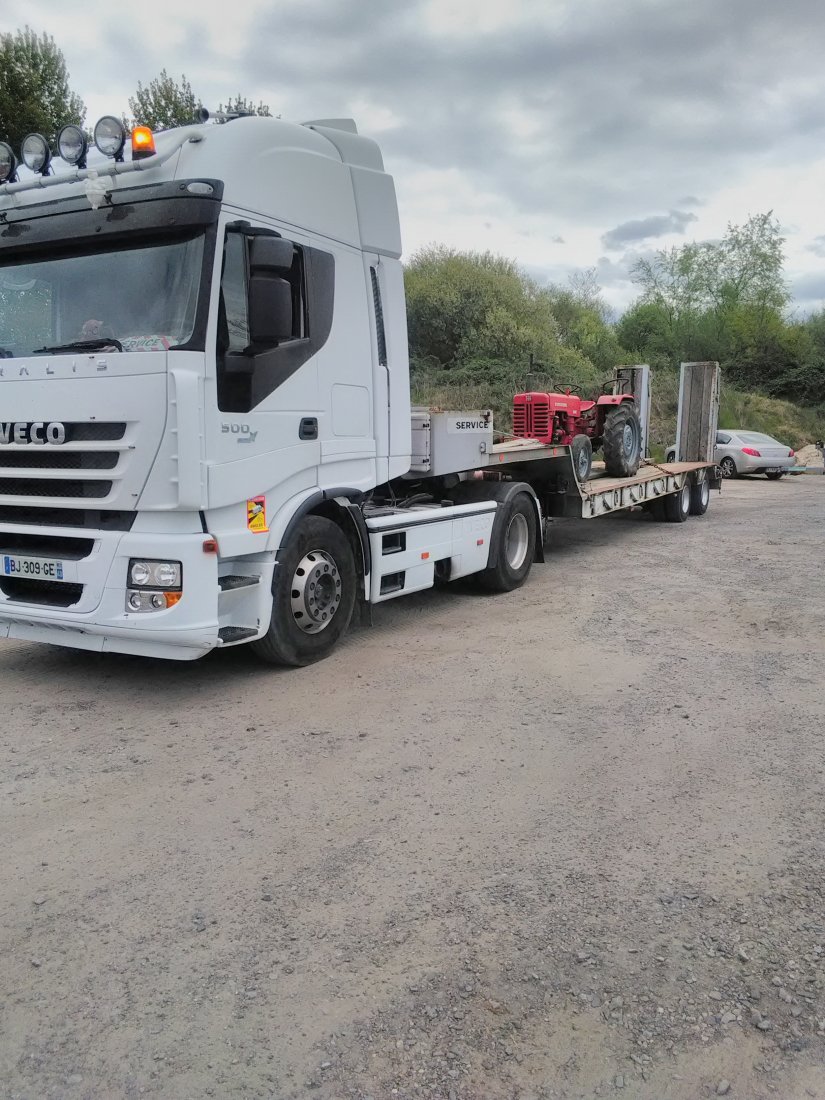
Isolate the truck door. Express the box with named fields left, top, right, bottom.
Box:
left=206, top=222, right=334, bottom=518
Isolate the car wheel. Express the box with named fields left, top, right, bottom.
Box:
left=719, top=456, right=737, bottom=479
left=765, top=471, right=784, bottom=480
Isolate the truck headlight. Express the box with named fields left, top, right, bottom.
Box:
left=128, top=559, right=182, bottom=588
left=125, top=559, right=183, bottom=614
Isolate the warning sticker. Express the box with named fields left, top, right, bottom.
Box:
left=247, top=496, right=268, bottom=533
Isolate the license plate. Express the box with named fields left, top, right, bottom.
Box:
left=0, top=554, right=77, bottom=582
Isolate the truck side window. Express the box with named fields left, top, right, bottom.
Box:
left=216, top=230, right=334, bottom=413
left=220, top=232, right=249, bottom=354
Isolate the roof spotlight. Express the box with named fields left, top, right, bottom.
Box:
left=93, top=115, right=127, bottom=161
left=57, top=124, right=88, bottom=167
left=21, top=133, right=52, bottom=175
left=0, top=141, right=17, bottom=184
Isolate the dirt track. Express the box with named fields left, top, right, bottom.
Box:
left=2, top=476, right=824, bottom=1100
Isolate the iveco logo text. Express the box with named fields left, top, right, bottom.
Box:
left=0, top=422, right=67, bottom=445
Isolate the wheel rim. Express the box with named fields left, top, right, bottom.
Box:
left=681, top=483, right=690, bottom=514
left=720, top=458, right=735, bottom=478
left=505, top=512, right=530, bottom=571
left=576, top=448, right=590, bottom=480
left=623, top=422, right=636, bottom=457
left=290, top=549, right=342, bottom=634
left=700, top=479, right=710, bottom=506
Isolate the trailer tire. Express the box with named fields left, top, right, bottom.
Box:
left=477, top=493, right=537, bottom=592
left=689, top=475, right=710, bottom=515
left=602, top=403, right=642, bottom=477
left=663, top=480, right=691, bottom=523
left=251, top=516, right=357, bottom=667
left=571, top=434, right=593, bottom=482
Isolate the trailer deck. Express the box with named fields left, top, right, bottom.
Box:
left=485, top=438, right=718, bottom=519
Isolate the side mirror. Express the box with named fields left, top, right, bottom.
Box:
left=248, top=273, right=293, bottom=345
left=249, top=236, right=294, bottom=273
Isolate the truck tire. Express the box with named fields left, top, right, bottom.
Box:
left=602, top=403, right=642, bottom=477
left=251, top=516, right=357, bottom=667
left=571, top=434, right=593, bottom=482
left=663, top=480, right=691, bottom=523
left=477, top=493, right=537, bottom=592
left=689, top=475, right=710, bottom=515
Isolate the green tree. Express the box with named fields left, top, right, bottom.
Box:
left=405, top=245, right=565, bottom=369
left=544, top=270, right=623, bottom=373
left=0, top=26, right=85, bottom=151
left=625, top=213, right=793, bottom=388
left=128, top=70, right=199, bottom=130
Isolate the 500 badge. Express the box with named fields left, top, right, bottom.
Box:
left=0, top=422, right=67, bottom=445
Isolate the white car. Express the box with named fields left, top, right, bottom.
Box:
left=666, top=430, right=796, bottom=479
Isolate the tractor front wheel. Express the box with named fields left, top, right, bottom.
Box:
left=571, top=434, right=593, bottom=482
left=602, top=403, right=642, bottom=477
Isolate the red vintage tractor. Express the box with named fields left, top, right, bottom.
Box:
left=512, top=379, right=642, bottom=481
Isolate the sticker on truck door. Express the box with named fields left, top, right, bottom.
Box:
left=247, top=496, right=268, bottom=533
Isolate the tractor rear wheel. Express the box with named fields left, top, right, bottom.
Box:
left=602, top=403, right=642, bottom=477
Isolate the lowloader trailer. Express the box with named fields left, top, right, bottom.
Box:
left=0, top=115, right=719, bottom=665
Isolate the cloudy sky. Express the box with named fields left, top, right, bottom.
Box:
left=5, top=0, right=825, bottom=314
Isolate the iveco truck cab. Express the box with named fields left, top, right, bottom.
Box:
left=0, top=113, right=545, bottom=663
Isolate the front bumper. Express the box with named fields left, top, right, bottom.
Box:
left=0, top=529, right=219, bottom=660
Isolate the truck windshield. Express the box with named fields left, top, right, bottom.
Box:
left=0, top=232, right=205, bottom=358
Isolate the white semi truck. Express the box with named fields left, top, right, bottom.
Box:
left=0, top=114, right=718, bottom=664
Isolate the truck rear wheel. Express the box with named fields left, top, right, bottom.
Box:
left=602, top=403, right=642, bottom=478
left=251, top=516, right=357, bottom=667
left=663, top=481, right=691, bottom=523
left=689, top=475, right=710, bottom=515
left=477, top=494, right=537, bottom=592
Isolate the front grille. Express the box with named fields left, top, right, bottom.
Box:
left=0, top=451, right=118, bottom=470
left=65, top=423, right=126, bottom=442
left=0, top=532, right=93, bottom=558
left=513, top=395, right=552, bottom=442
left=0, top=576, right=83, bottom=608
left=0, top=506, right=135, bottom=530
left=0, top=478, right=111, bottom=499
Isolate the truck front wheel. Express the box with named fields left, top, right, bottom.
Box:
left=251, top=516, right=357, bottom=667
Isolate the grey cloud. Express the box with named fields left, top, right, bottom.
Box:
left=678, top=196, right=703, bottom=207
left=805, top=235, right=825, bottom=258
left=790, top=272, right=825, bottom=303
left=601, top=210, right=698, bottom=250
left=230, top=0, right=825, bottom=228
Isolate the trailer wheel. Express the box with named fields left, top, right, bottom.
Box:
left=689, top=475, right=710, bottom=515
left=663, top=481, right=691, bottom=523
left=477, top=494, right=537, bottom=592
left=251, top=516, right=357, bottom=667
left=602, top=403, right=642, bottom=477
left=571, top=434, right=593, bottom=482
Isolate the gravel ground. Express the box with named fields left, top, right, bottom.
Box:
left=1, top=475, right=824, bottom=1100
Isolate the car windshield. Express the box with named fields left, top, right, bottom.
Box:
left=736, top=431, right=779, bottom=444
left=0, top=233, right=205, bottom=357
